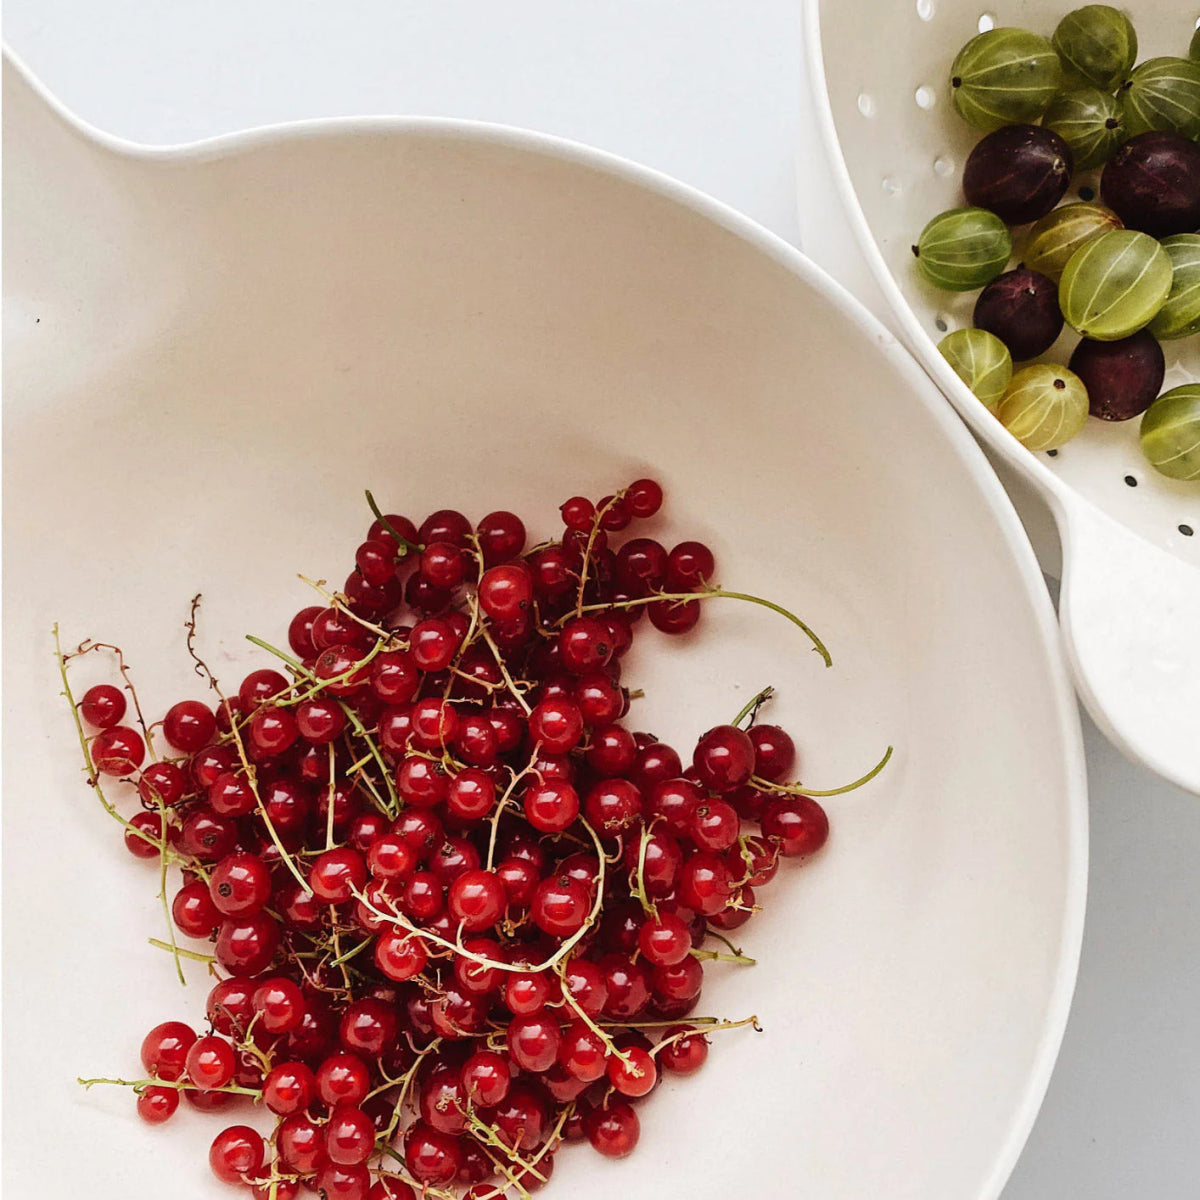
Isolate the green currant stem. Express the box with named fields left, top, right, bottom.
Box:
left=691, top=948, right=756, bottom=966
left=753, top=743, right=893, bottom=797
left=148, top=938, right=215, bottom=965
left=573, top=491, right=625, bottom=618
left=247, top=634, right=399, bottom=817
left=215, top=665, right=312, bottom=895
left=646, top=1014, right=762, bottom=1057
left=574, top=587, right=832, bottom=667
left=628, top=824, right=659, bottom=920
left=732, top=685, right=775, bottom=728
left=356, top=820, right=607, bottom=976
left=152, top=790, right=186, bottom=986
left=478, top=624, right=533, bottom=715
left=704, top=928, right=749, bottom=959
left=554, top=961, right=633, bottom=1067
left=77, top=1076, right=263, bottom=1099
left=486, top=756, right=540, bottom=870
left=364, top=489, right=423, bottom=556
left=53, top=628, right=189, bottom=859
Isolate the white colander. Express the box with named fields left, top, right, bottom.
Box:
left=806, top=1, right=1200, bottom=794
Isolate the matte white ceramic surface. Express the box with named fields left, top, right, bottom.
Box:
left=3, top=55, right=1086, bottom=1200
left=806, top=0, right=1200, bottom=795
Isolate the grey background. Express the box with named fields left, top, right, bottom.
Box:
left=5, top=3, right=1198, bottom=1195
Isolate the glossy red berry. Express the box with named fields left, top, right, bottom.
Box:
left=137, top=760, right=186, bottom=807
left=584, top=1100, right=640, bottom=1157
left=447, top=869, right=506, bottom=932
left=693, top=724, right=756, bottom=792
left=209, top=1125, right=265, bottom=1184
left=762, top=794, right=829, bottom=857
left=123, top=810, right=165, bottom=859
left=478, top=563, right=534, bottom=623
left=209, top=852, right=271, bottom=917
left=658, top=1025, right=709, bottom=1074
left=404, top=1122, right=462, bottom=1186
left=252, top=977, right=306, bottom=1034
left=374, top=931, right=428, bottom=982
left=141, top=1021, right=197, bottom=1082
left=462, top=1050, right=512, bottom=1106
left=80, top=683, right=126, bottom=728
left=309, top=847, right=368, bottom=904
left=186, top=1035, right=237, bottom=1091
left=748, top=723, right=796, bottom=781
left=637, top=913, right=692, bottom=966
left=523, top=779, right=579, bottom=833
left=324, top=1105, right=376, bottom=1165
left=214, top=912, right=280, bottom=976
left=263, top=1061, right=316, bottom=1115
left=92, top=725, right=145, bottom=775
left=608, top=1044, right=657, bottom=1097
left=558, top=617, right=613, bottom=674
left=136, top=1085, right=179, bottom=1125
left=531, top=875, right=591, bottom=938
left=626, top=478, right=664, bottom=518
left=163, top=700, right=217, bottom=752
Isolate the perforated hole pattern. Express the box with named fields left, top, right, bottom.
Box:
left=822, top=0, right=1200, bottom=563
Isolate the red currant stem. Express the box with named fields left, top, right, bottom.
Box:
left=732, top=685, right=775, bottom=729
left=74, top=637, right=161, bottom=760
left=753, top=743, right=894, bottom=797
left=691, top=947, right=757, bottom=965
left=214, top=668, right=313, bottom=895
left=646, top=1014, right=763, bottom=1057
left=356, top=819, right=607, bottom=976
left=464, top=1110, right=543, bottom=1191
left=297, top=574, right=397, bottom=645
left=246, top=634, right=399, bottom=816
left=53, top=627, right=195, bottom=864
left=153, top=789, right=187, bottom=986
left=572, top=489, right=627, bottom=618
left=77, top=1076, right=263, bottom=1100
left=628, top=823, right=660, bottom=919
left=585, top=588, right=831, bottom=665
left=704, top=928, right=749, bottom=958
left=485, top=755, right=541, bottom=869
left=554, top=961, right=634, bottom=1066
left=378, top=1040, right=442, bottom=1140
left=234, top=1013, right=275, bottom=1074
left=477, top=623, right=534, bottom=715
left=329, top=927, right=373, bottom=969
left=364, top=489, right=423, bottom=557
left=184, top=592, right=220, bottom=689
left=324, top=749, right=338, bottom=850
left=147, top=938, right=217, bottom=965
left=337, top=705, right=399, bottom=816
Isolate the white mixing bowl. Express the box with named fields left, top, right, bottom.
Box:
left=3, top=54, right=1085, bottom=1200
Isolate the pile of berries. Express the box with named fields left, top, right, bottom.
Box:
left=65, top=480, right=877, bottom=1200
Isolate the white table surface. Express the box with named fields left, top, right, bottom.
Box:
left=6, top=3, right=1199, bottom=1196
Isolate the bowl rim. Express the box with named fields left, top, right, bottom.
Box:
left=5, top=45, right=1089, bottom=1199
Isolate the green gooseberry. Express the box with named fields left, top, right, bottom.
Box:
left=937, top=328, right=1013, bottom=410
left=1042, top=88, right=1126, bottom=170
left=1148, top=235, right=1200, bottom=340
left=1140, top=384, right=1200, bottom=481
left=1052, top=5, right=1138, bottom=90
left=950, top=28, right=1063, bottom=132
left=913, top=207, right=1012, bottom=292
left=1023, top=202, right=1123, bottom=283
left=1120, top=57, right=1200, bottom=140
left=997, top=364, right=1090, bottom=451
left=1059, top=229, right=1173, bottom=340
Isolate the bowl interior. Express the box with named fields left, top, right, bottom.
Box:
left=815, top=0, right=1200, bottom=563
left=3, top=120, right=1084, bottom=1199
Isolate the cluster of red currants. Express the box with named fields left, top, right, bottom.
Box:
left=70, top=479, right=832, bottom=1200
